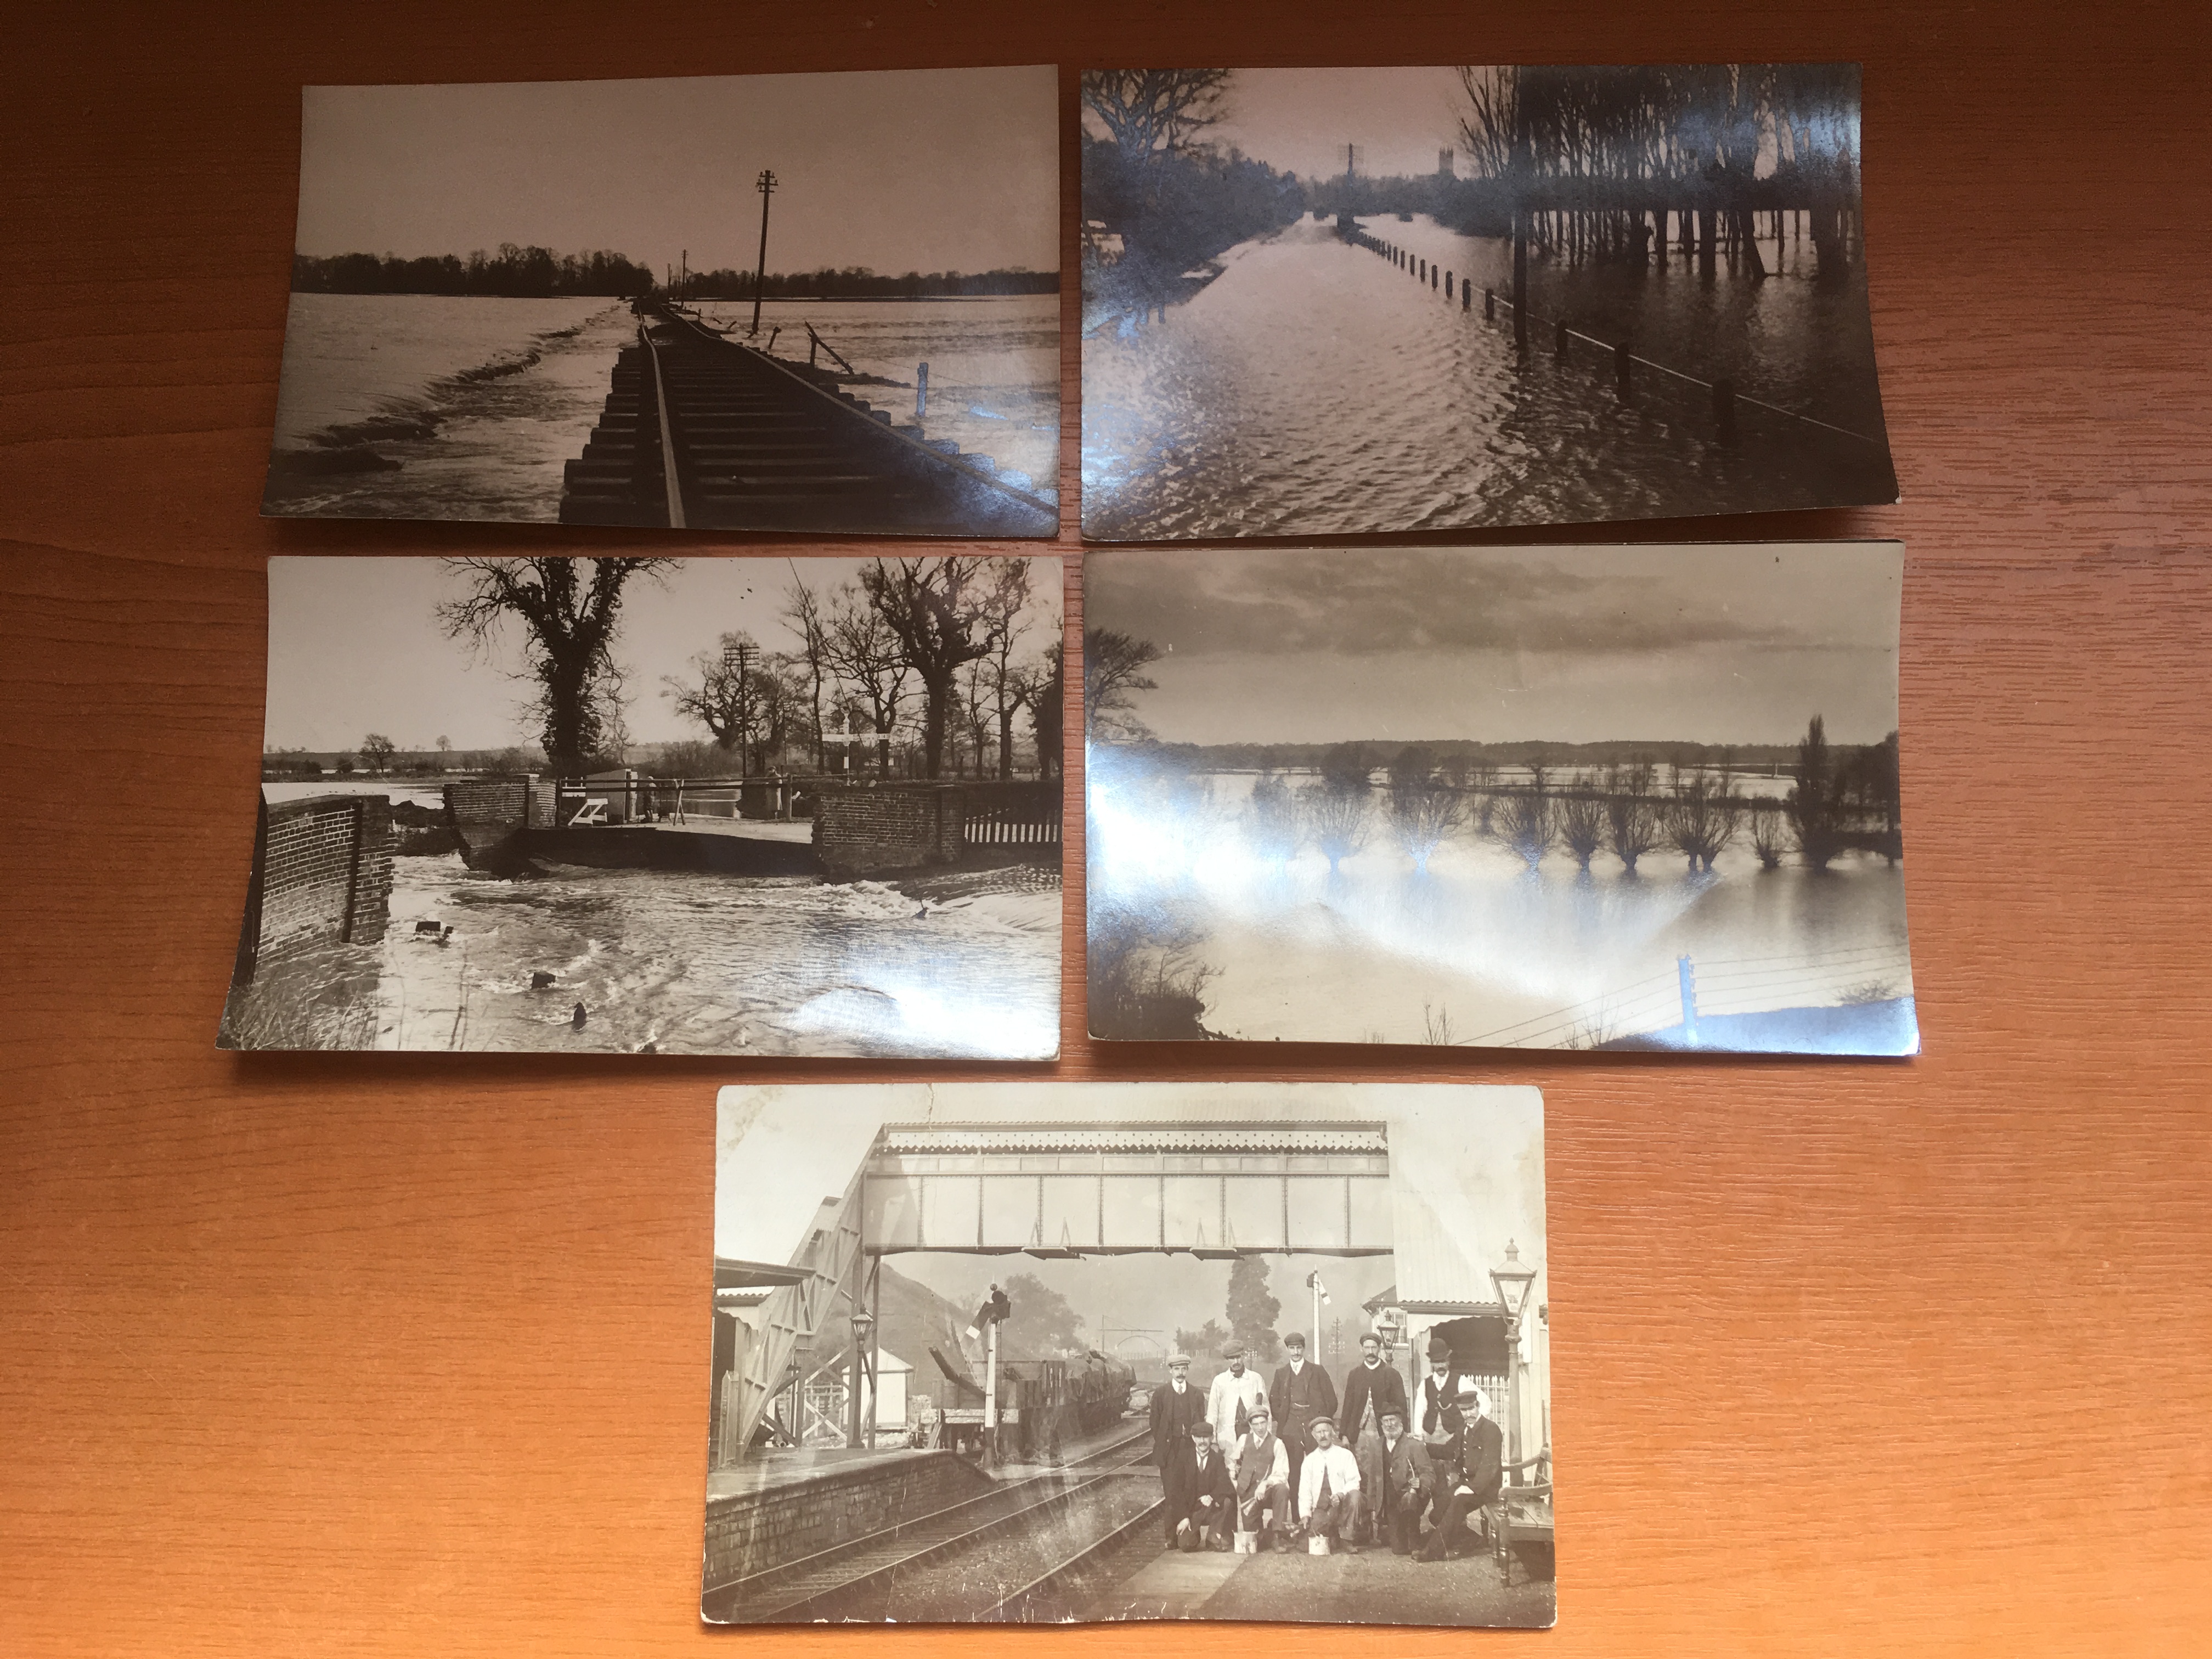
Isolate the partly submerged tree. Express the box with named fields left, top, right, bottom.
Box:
left=1666, top=767, right=1740, bottom=872
left=1749, top=801, right=1788, bottom=869
left=1786, top=714, right=1846, bottom=870
left=1388, top=744, right=1463, bottom=874
left=1245, top=769, right=1302, bottom=866
left=1558, top=790, right=1607, bottom=872
left=1499, top=780, right=1554, bottom=870
left=1605, top=760, right=1661, bottom=872
left=438, top=557, right=674, bottom=774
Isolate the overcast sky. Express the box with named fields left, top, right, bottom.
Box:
left=296, top=67, right=1058, bottom=276
left=1201, top=67, right=1477, bottom=180
left=263, top=555, right=1063, bottom=753
left=1088, top=542, right=1902, bottom=748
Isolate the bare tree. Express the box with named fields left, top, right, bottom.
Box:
left=1084, top=627, right=1165, bottom=742
left=1605, top=761, right=1661, bottom=872
left=861, top=557, right=1029, bottom=779
left=1301, top=780, right=1369, bottom=873
left=1245, top=770, right=1302, bottom=866
left=1498, top=784, right=1554, bottom=870
left=359, top=733, right=396, bottom=774
left=1026, top=641, right=1065, bottom=780
left=1666, top=768, right=1740, bottom=871
left=1750, top=802, right=1787, bottom=868
left=781, top=566, right=832, bottom=770
left=820, top=578, right=910, bottom=776
left=1387, top=745, right=1463, bottom=874
left=438, top=557, right=674, bottom=774
left=1558, top=791, right=1606, bottom=871
left=1081, top=70, right=1233, bottom=166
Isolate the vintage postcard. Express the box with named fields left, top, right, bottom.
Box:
left=1085, top=542, right=1915, bottom=1054
left=265, top=68, right=1060, bottom=534
left=1082, top=66, right=1895, bottom=538
left=219, top=555, right=1064, bottom=1058
left=706, top=1081, right=1552, bottom=1627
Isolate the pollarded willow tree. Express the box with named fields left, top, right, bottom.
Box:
left=438, top=556, right=675, bottom=774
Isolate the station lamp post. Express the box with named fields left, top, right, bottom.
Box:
left=845, top=1306, right=877, bottom=1449
left=1491, top=1241, right=1539, bottom=1479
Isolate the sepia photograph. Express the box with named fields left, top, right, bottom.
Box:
left=704, top=1081, right=1551, bottom=1628
left=1085, top=542, right=1915, bottom=1053
left=264, top=68, right=1060, bottom=534
left=1082, top=66, right=1896, bottom=539
left=220, top=554, right=1064, bottom=1057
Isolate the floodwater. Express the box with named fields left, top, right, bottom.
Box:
left=264, top=294, right=634, bottom=521
left=688, top=296, right=1060, bottom=496
left=228, top=853, right=1062, bottom=1059
left=1082, top=216, right=1894, bottom=539
left=1088, top=768, right=1914, bottom=1052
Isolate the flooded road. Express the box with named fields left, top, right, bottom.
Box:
left=1082, top=216, right=1893, bottom=539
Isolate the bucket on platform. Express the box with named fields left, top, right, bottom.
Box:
left=1233, top=1530, right=1258, bottom=1554
left=1307, top=1534, right=1331, bottom=1556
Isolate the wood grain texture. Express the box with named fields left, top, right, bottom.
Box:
left=3, top=3, right=2209, bottom=1654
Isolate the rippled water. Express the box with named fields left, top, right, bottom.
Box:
left=1090, top=767, right=1914, bottom=1052
left=265, top=294, right=634, bottom=521
left=375, top=856, right=1060, bottom=1058
left=689, top=296, right=1060, bottom=496
left=1082, top=217, right=1894, bottom=539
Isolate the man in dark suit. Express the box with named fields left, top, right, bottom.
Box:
left=1178, top=1421, right=1240, bottom=1550
left=1149, top=1352, right=1206, bottom=1546
left=1269, top=1331, right=1337, bottom=1520
left=1418, top=1378, right=1504, bottom=1564
left=1340, top=1330, right=1409, bottom=1544
left=1378, top=1407, right=1432, bottom=1555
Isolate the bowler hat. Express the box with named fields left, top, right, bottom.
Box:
left=1426, top=1334, right=1453, bottom=1361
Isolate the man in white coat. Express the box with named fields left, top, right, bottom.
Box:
left=1296, top=1415, right=1365, bottom=1554
left=1207, top=1341, right=1271, bottom=1454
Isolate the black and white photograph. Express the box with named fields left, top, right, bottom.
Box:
left=219, top=554, right=1064, bottom=1057
left=264, top=68, right=1060, bottom=534
left=1081, top=66, right=1896, bottom=539
left=706, top=1081, right=1551, bottom=1628
left=1086, top=542, right=1914, bottom=1054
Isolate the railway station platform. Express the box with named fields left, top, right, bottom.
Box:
left=1080, top=1541, right=1555, bottom=1627
left=703, top=1447, right=991, bottom=1588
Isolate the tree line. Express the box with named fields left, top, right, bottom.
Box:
left=1228, top=719, right=1901, bottom=877
left=672, top=265, right=1057, bottom=301
left=292, top=245, right=654, bottom=297
left=435, top=557, right=1060, bottom=782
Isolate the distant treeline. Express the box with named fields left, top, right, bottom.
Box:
left=1143, top=738, right=1818, bottom=774
left=675, top=266, right=1058, bottom=301
left=293, top=245, right=654, bottom=297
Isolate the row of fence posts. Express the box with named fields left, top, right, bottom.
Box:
left=1362, top=231, right=1739, bottom=445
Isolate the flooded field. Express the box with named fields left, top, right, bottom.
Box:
left=1082, top=216, right=1893, bottom=539
left=1088, top=766, right=1913, bottom=1052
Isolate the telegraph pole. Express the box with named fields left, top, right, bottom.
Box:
left=751, top=169, right=778, bottom=335
left=721, top=639, right=752, bottom=781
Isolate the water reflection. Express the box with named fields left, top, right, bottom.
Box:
left=1082, top=217, right=1894, bottom=539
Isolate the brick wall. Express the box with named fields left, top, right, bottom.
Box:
left=443, top=774, right=547, bottom=865
left=240, top=795, right=394, bottom=977
left=702, top=1451, right=992, bottom=1592
left=812, top=785, right=965, bottom=876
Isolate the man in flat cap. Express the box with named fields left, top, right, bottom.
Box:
left=1296, top=1414, right=1364, bottom=1553
left=1149, top=1352, right=1206, bottom=1547
left=1269, top=1331, right=1336, bottom=1521
left=1418, top=1376, right=1503, bottom=1565
left=1207, top=1340, right=1270, bottom=1458
left=1181, top=1421, right=1239, bottom=1550
left=1340, top=1329, right=1408, bottom=1545
left=1232, top=1403, right=1293, bottom=1551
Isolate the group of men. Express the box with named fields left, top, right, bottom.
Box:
left=1147, top=1330, right=1504, bottom=1564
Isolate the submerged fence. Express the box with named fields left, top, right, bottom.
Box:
left=1344, top=223, right=1887, bottom=453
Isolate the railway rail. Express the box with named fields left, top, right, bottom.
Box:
left=557, top=301, right=1057, bottom=535
left=704, top=1424, right=1158, bottom=1624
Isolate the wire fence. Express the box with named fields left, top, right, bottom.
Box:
left=1454, top=941, right=1914, bottom=1051
left=1345, top=224, right=1887, bottom=451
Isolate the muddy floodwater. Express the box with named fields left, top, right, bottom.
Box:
left=226, top=853, right=1062, bottom=1059
left=1082, top=216, right=1893, bottom=539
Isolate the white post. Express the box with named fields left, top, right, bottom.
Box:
left=983, top=1320, right=1001, bottom=1468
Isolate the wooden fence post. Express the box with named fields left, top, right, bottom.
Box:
left=1463, top=279, right=1471, bottom=311
left=1485, top=287, right=1494, bottom=320
left=1554, top=319, right=1570, bottom=359
left=1614, top=342, right=1632, bottom=399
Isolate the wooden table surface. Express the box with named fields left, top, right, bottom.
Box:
left=3, top=3, right=2208, bottom=1654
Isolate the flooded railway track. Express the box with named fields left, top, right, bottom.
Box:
left=704, top=1425, right=1160, bottom=1624
left=557, top=301, right=1056, bottom=535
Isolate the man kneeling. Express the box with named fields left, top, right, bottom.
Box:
left=1231, top=1404, right=1293, bottom=1551
left=1178, top=1423, right=1239, bottom=1551
left=1297, top=1415, right=1364, bottom=1555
